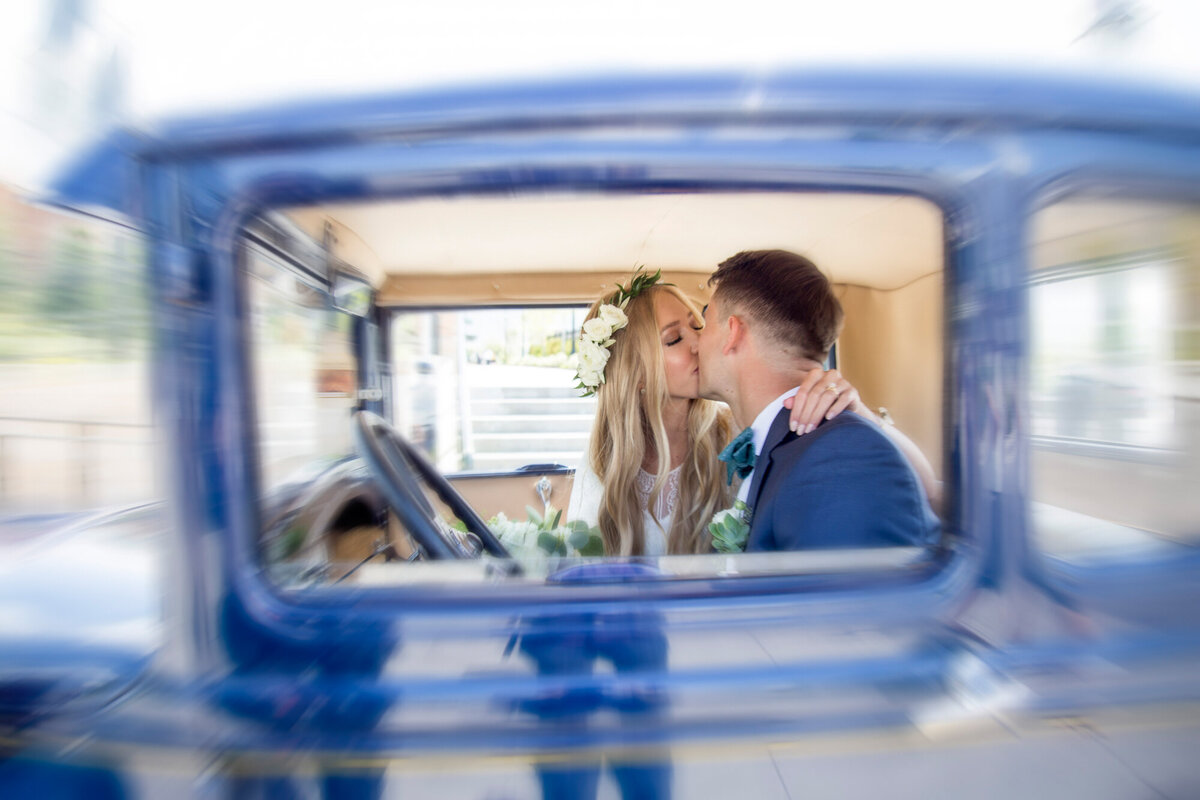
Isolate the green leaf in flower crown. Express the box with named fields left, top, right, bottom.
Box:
left=550, top=508, right=562, bottom=530
left=567, top=519, right=590, bottom=535
left=526, top=505, right=544, bottom=526
left=612, top=267, right=673, bottom=307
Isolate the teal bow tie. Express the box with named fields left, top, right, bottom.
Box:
left=719, top=426, right=756, bottom=485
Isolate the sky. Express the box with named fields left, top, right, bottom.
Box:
left=99, top=0, right=1200, bottom=114
left=1, top=0, right=1198, bottom=189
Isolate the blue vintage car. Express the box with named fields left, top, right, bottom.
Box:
left=2, top=68, right=1199, bottom=798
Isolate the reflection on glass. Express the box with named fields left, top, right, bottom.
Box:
left=1030, top=198, right=1200, bottom=560
left=519, top=565, right=672, bottom=799
left=246, top=243, right=357, bottom=491
left=1031, top=257, right=1174, bottom=450
left=0, top=195, right=153, bottom=514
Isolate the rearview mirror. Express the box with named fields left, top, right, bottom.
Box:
left=332, top=270, right=372, bottom=317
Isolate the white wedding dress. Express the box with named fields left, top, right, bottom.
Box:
left=568, top=459, right=680, bottom=556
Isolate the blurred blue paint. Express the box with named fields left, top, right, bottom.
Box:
left=1, top=68, right=1197, bottom=798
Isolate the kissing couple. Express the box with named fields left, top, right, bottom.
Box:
left=568, top=249, right=940, bottom=556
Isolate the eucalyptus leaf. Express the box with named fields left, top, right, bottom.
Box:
left=578, top=534, right=605, bottom=557
left=567, top=527, right=590, bottom=551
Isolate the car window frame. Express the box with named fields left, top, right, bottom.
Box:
left=206, top=153, right=969, bottom=633
left=1024, top=167, right=1200, bottom=607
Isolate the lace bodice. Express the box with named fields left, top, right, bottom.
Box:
left=635, top=464, right=681, bottom=526
left=568, top=461, right=680, bottom=556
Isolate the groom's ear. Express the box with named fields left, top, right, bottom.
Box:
left=722, top=314, right=746, bottom=355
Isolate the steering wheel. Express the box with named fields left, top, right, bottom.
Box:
left=352, top=409, right=511, bottom=561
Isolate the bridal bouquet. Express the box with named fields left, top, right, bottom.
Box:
left=486, top=505, right=604, bottom=561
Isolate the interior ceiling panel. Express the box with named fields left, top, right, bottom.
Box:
left=285, top=191, right=943, bottom=292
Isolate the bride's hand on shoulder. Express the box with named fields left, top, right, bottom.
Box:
left=783, top=368, right=862, bottom=435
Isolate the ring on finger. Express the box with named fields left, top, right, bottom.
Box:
left=824, top=382, right=840, bottom=395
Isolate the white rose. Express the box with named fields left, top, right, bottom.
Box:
left=577, top=338, right=611, bottom=387
left=578, top=337, right=609, bottom=370
left=583, top=316, right=613, bottom=342
left=598, top=303, right=628, bottom=332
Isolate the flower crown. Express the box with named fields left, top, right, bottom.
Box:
left=574, top=268, right=667, bottom=397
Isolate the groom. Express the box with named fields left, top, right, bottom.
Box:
left=696, top=249, right=939, bottom=551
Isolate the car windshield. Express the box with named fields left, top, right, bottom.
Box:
left=252, top=190, right=947, bottom=588
left=390, top=305, right=593, bottom=474
left=245, top=240, right=358, bottom=493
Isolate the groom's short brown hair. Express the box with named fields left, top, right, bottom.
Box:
left=708, top=249, right=843, bottom=362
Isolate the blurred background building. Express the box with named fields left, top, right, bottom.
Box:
left=1, top=0, right=127, bottom=192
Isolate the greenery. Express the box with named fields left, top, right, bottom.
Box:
left=612, top=266, right=670, bottom=306
left=523, top=504, right=604, bottom=557
left=451, top=504, right=604, bottom=560
left=709, top=500, right=751, bottom=554
left=1, top=220, right=150, bottom=364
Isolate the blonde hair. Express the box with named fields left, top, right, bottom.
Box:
left=582, top=283, right=733, bottom=556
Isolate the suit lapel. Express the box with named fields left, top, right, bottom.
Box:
left=746, top=408, right=794, bottom=513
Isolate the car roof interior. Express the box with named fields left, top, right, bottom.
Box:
left=283, top=191, right=942, bottom=302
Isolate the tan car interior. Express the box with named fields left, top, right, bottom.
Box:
left=284, top=190, right=946, bottom=526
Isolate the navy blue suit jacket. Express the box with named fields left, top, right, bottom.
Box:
left=745, top=409, right=939, bottom=551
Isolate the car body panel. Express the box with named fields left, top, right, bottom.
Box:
left=5, top=68, right=1200, bottom=798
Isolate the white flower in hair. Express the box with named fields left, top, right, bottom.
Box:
left=583, top=316, right=615, bottom=342
left=597, top=303, right=628, bottom=330
left=577, top=338, right=609, bottom=387
left=573, top=268, right=667, bottom=397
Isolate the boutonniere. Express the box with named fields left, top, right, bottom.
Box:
left=708, top=500, right=750, bottom=553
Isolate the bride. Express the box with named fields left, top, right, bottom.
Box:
left=568, top=270, right=939, bottom=557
